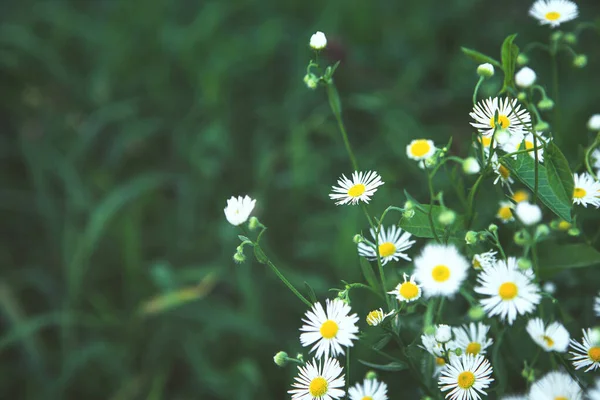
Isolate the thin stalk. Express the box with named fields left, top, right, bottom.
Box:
left=362, top=205, right=390, bottom=308
left=345, top=347, right=350, bottom=395
left=533, top=134, right=539, bottom=202
left=326, top=83, right=359, bottom=171
left=262, top=254, right=313, bottom=308
left=472, top=76, right=484, bottom=106
left=426, top=169, right=441, bottom=243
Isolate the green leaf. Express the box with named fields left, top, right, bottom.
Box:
left=501, top=155, right=572, bottom=222
left=326, top=83, right=342, bottom=116
left=544, top=142, right=574, bottom=205
left=359, top=257, right=381, bottom=292
left=372, top=333, right=392, bottom=351
left=500, top=34, right=519, bottom=93
left=538, top=243, right=600, bottom=277
left=399, top=204, right=443, bottom=238
left=304, top=282, right=318, bottom=304
left=461, top=47, right=502, bottom=68
left=238, top=235, right=250, bottom=242
left=358, top=359, right=407, bottom=372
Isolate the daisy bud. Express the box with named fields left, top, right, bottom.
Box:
left=477, top=63, right=495, bottom=78
left=573, top=54, right=587, bottom=68
left=488, top=224, right=498, bottom=233
left=462, top=157, right=481, bottom=175
left=517, top=53, right=529, bottom=66
left=365, top=371, right=378, bottom=380
left=424, top=156, right=437, bottom=168
left=564, top=33, right=577, bottom=44
left=542, top=281, right=556, bottom=294
left=403, top=209, right=415, bottom=219
left=435, top=324, right=452, bottom=343
left=273, top=351, right=289, bottom=367
left=515, top=67, right=537, bottom=88
left=233, top=252, right=246, bottom=264
left=514, top=230, right=529, bottom=246
left=309, top=31, right=327, bottom=50
left=296, top=353, right=304, bottom=361
left=567, top=227, right=580, bottom=236
left=438, top=210, right=456, bottom=226
left=588, top=114, right=600, bottom=131
left=517, top=92, right=527, bottom=101
left=551, top=31, right=563, bottom=42
left=517, top=257, right=532, bottom=271
left=353, top=234, right=364, bottom=244
left=248, top=216, right=260, bottom=230
left=404, top=201, right=414, bottom=211
left=538, top=98, right=554, bottom=110
left=535, top=224, right=550, bottom=238
left=515, top=202, right=542, bottom=226
left=454, top=348, right=463, bottom=356
left=465, top=231, right=478, bottom=245
left=303, top=73, right=319, bottom=89
left=468, top=305, right=485, bottom=321
left=534, top=121, right=550, bottom=131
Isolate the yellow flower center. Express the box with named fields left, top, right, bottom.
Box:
left=525, top=140, right=534, bottom=150
left=379, top=242, right=396, bottom=257
left=489, top=114, right=510, bottom=129
left=457, top=371, right=476, bottom=389
left=320, top=320, right=339, bottom=339
left=466, top=342, right=481, bottom=355
left=498, top=282, right=518, bottom=300
left=573, top=187, right=586, bottom=199
left=558, top=220, right=571, bottom=231
left=555, top=397, right=568, bottom=400
left=472, top=258, right=481, bottom=269
left=542, top=335, right=555, bottom=347
left=479, top=136, right=492, bottom=148
left=410, top=140, right=432, bottom=157
left=588, top=346, right=600, bottom=362
left=436, top=357, right=446, bottom=366
left=545, top=11, right=561, bottom=21
left=399, top=281, right=419, bottom=300
left=431, top=265, right=451, bottom=282
left=512, top=190, right=529, bottom=203
left=362, top=397, right=374, bottom=400
left=348, top=183, right=366, bottom=198
left=498, top=206, right=513, bottom=220
left=499, top=164, right=510, bottom=180
left=309, top=376, right=328, bottom=397
left=366, top=310, right=384, bottom=326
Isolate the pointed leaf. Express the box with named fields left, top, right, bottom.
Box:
left=500, top=34, right=519, bottom=93
left=304, top=282, right=318, bottom=304
left=544, top=142, right=574, bottom=205
left=461, top=47, right=501, bottom=68
left=358, top=359, right=407, bottom=372
left=538, top=243, right=600, bottom=277
left=359, top=257, right=381, bottom=292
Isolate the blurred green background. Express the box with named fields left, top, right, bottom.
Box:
left=2, top=0, right=600, bottom=399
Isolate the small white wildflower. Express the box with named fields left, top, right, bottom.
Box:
left=309, top=31, right=327, bottom=50
left=515, top=67, right=537, bottom=88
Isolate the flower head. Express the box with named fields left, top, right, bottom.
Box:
left=496, top=201, right=515, bottom=223
left=515, top=202, right=543, bottom=226
left=224, top=195, right=256, bottom=226
left=463, top=157, right=481, bottom=175
left=358, top=225, right=415, bottom=265
left=515, top=67, right=537, bottom=88
left=438, top=354, right=494, bottom=400
left=435, top=324, right=453, bottom=343
left=414, top=243, right=469, bottom=298
left=407, top=139, right=436, bottom=161
left=588, top=114, right=600, bottom=131
left=474, top=257, right=541, bottom=325
left=421, top=332, right=456, bottom=358
left=528, top=371, right=582, bottom=400
left=348, top=378, right=388, bottom=400
left=477, top=63, right=495, bottom=78
left=502, top=132, right=550, bottom=162
left=289, top=356, right=345, bottom=400
left=329, top=171, right=384, bottom=206
left=512, top=189, right=530, bottom=203
left=529, top=0, right=579, bottom=28
left=366, top=308, right=393, bottom=326
left=452, top=323, right=494, bottom=356
left=526, top=318, right=570, bottom=352
left=572, top=173, right=600, bottom=208
left=569, top=328, right=600, bottom=372
left=300, top=298, right=359, bottom=359
left=492, top=156, right=515, bottom=190
left=472, top=250, right=497, bottom=270
left=388, top=273, right=422, bottom=303
left=470, top=97, right=531, bottom=137
left=309, top=31, right=327, bottom=50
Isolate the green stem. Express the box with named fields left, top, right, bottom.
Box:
left=326, top=82, right=359, bottom=171
left=345, top=347, right=350, bottom=395
left=261, top=253, right=312, bottom=308
left=472, top=76, right=484, bottom=106
left=551, top=52, right=560, bottom=141
left=466, top=172, right=486, bottom=229
left=426, top=169, right=441, bottom=243
left=533, top=134, right=539, bottom=203
left=362, top=205, right=391, bottom=308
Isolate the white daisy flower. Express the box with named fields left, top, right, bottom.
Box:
left=526, top=318, right=570, bottom=352
left=329, top=171, right=384, bottom=206
left=515, top=67, right=537, bottom=88
left=587, top=379, right=600, bottom=400
left=512, top=189, right=530, bottom=204
left=365, top=308, right=393, bottom=326
left=436, top=324, right=453, bottom=343
left=289, top=356, right=345, bottom=400
left=502, top=132, right=550, bottom=162
left=569, top=328, right=600, bottom=372
left=472, top=250, right=497, bottom=270
left=589, top=115, right=600, bottom=131
left=438, top=354, right=494, bottom=400
left=452, top=323, right=494, bottom=356
left=595, top=293, right=600, bottom=317
left=543, top=281, right=557, bottom=294
left=573, top=173, right=600, bottom=208
left=492, top=156, right=515, bottom=190
left=515, top=202, right=543, bottom=226
left=470, top=97, right=531, bottom=137
left=529, top=0, right=579, bottom=28
left=357, top=225, right=416, bottom=265
left=474, top=257, right=541, bottom=325
left=388, top=273, right=422, bottom=303
left=407, top=139, right=436, bottom=161
left=300, top=298, right=359, bottom=359
left=413, top=243, right=469, bottom=298
left=309, top=31, right=327, bottom=50
left=496, top=201, right=515, bottom=223
left=348, top=378, right=388, bottom=400
left=224, top=195, right=256, bottom=226
left=421, top=332, right=456, bottom=358
left=529, top=371, right=582, bottom=400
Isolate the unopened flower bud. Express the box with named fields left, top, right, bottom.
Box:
left=517, top=257, right=532, bottom=271
left=515, top=67, right=536, bottom=88
left=248, top=216, right=260, bottom=230
left=353, top=234, right=364, bottom=244
left=517, top=92, right=527, bottom=102
left=454, top=348, right=463, bottom=356
left=543, top=281, right=556, bottom=294
left=573, top=55, right=587, bottom=68
left=535, top=224, right=550, bottom=238
left=303, top=73, right=319, bottom=90
left=404, top=201, right=414, bottom=211
left=551, top=31, right=563, bottom=42
left=563, top=33, right=577, bottom=44
left=537, top=98, right=554, bottom=111
left=488, top=224, right=498, bottom=233
left=468, top=306, right=485, bottom=321
left=435, top=324, right=452, bottom=343
left=233, top=252, right=246, bottom=264
left=568, top=227, right=581, bottom=236
left=365, top=371, right=378, bottom=380
left=477, top=63, right=495, bottom=78
left=296, top=353, right=304, bottom=361
left=438, top=210, right=456, bottom=226
left=309, top=31, right=327, bottom=50
left=517, top=54, right=529, bottom=66
left=425, top=157, right=437, bottom=168
left=588, top=114, right=600, bottom=131
left=465, top=231, right=478, bottom=245
left=514, top=230, right=529, bottom=246
left=403, top=209, right=415, bottom=219
left=534, top=121, right=550, bottom=131
left=462, top=157, right=481, bottom=175
left=273, top=351, right=289, bottom=367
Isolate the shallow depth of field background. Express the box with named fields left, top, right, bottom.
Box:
left=2, top=1, right=600, bottom=399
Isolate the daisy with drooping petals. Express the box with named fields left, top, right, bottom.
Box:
left=492, top=156, right=515, bottom=190
left=470, top=97, right=531, bottom=137
left=329, top=171, right=384, bottom=206
left=573, top=173, right=600, bottom=208
left=502, top=132, right=550, bottom=162
left=512, top=189, right=530, bottom=203
left=224, top=195, right=256, bottom=226
left=300, top=298, right=359, bottom=359
left=452, top=323, right=494, bottom=356
left=569, top=328, right=600, bottom=372
left=365, top=308, right=393, bottom=326
left=472, top=250, right=497, bottom=270
left=595, top=293, right=600, bottom=317
left=348, top=378, right=388, bottom=400
left=529, top=0, right=579, bottom=28
left=357, top=225, right=415, bottom=265
left=438, top=354, right=494, bottom=400
left=407, top=139, right=436, bottom=161
left=496, top=201, right=515, bottom=223
left=388, top=273, right=422, bottom=303
left=421, top=332, right=457, bottom=358
left=526, top=318, right=570, bottom=352
left=474, top=257, right=541, bottom=325
left=413, top=243, right=469, bottom=298
left=289, top=356, right=345, bottom=400
left=529, top=371, right=582, bottom=400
